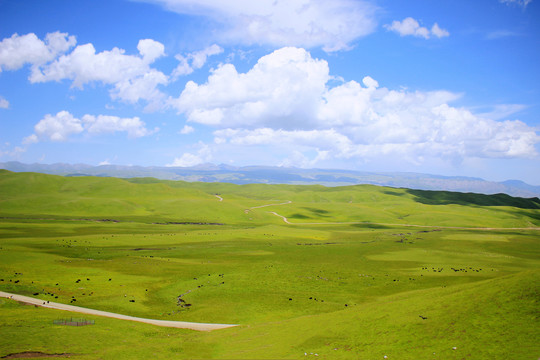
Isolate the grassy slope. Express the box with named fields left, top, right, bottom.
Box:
left=0, top=170, right=538, bottom=359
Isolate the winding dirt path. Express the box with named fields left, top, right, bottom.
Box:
left=258, top=201, right=540, bottom=231
left=249, top=200, right=292, bottom=210
left=266, top=211, right=540, bottom=231
left=214, top=195, right=223, bottom=202
left=267, top=211, right=292, bottom=224
left=0, top=291, right=237, bottom=331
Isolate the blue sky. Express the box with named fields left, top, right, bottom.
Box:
left=0, top=0, right=539, bottom=184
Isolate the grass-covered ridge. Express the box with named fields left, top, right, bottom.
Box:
left=0, top=170, right=538, bottom=359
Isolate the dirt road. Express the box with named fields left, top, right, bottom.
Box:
left=0, top=291, right=237, bottom=331
left=264, top=204, right=540, bottom=231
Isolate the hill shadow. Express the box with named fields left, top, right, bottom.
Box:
left=351, top=223, right=392, bottom=229
left=382, top=190, right=404, bottom=197
left=406, top=189, right=540, bottom=210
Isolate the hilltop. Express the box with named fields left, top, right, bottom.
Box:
left=1, top=161, right=539, bottom=198
left=1, top=169, right=539, bottom=228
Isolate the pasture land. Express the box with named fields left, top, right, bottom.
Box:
left=0, top=170, right=538, bottom=359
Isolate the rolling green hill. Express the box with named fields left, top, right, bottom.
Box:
left=0, top=170, right=538, bottom=359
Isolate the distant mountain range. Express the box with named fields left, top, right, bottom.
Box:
left=1, top=161, right=539, bottom=198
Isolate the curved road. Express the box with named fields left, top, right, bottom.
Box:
left=0, top=291, right=237, bottom=331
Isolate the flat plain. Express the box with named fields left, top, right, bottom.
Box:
left=0, top=170, right=538, bottom=359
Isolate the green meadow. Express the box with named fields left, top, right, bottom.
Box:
left=0, top=169, right=539, bottom=359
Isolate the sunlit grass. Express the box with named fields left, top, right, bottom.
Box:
left=0, top=170, right=538, bottom=359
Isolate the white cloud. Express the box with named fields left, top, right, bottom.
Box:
left=1, top=33, right=167, bottom=107
left=191, top=44, right=223, bottom=69
left=29, top=38, right=168, bottom=107
left=141, top=0, right=378, bottom=52
left=0, top=32, right=76, bottom=72
left=499, top=0, right=532, bottom=8
left=175, top=47, right=539, bottom=166
left=24, top=111, right=157, bottom=143
left=111, top=69, right=168, bottom=109
left=431, top=23, right=450, bottom=38
left=172, top=47, right=329, bottom=129
left=172, top=55, right=192, bottom=78
left=166, top=143, right=212, bottom=167
left=137, top=39, right=166, bottom=63
left=22, top=134, right=38, bottom=145
left=172, top=44, right=223, bottom=79
left=279, top=149, right=329, bottom=168
left=362, top=76, right=379, bottom=89
left=0, top=96, right=9, bottom=109
left=385, top=17, right=449, bottom=39
left=28, top=110, right=84, bottom=142
left=180, top=125, right=195, bottom=134
left=214, top=128, right=351, bottom=149
left=385, top=17, right=429, bottom=39
left=0, top=145, right=26, bottom=158
left=477, top=104, right=527, bottom=120
left=486, top=30, right=521, bottom=40
left=82, top=114, right=157, bottom=138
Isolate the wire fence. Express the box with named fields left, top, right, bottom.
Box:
left=53, top=318, right=95, bottom=326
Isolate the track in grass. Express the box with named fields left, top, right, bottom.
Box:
left=0, top=291, right=237, bottom=331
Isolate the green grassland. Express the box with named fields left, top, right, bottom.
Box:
left=0, top=170, right=538, bottom=359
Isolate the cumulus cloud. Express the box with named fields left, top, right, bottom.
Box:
left=214, top=128, right=350, bottom=148
left=174, top=47, right=539, bottom=166
left=24, top=111, right=157, bottom=143
left=141, top=0, right=378, bottom=52
left=24, top=111, right=84, bottom=143
left=172, top=47, right=329, bottom=129
left=0, top=32, right=167, bottom=107
left=111, top=69, right=168, bottom=109
left=166, top=143, right=211, bottom=167
left=82, top=114, right=157, bottom=138
left=430, top=23, right=450, bottom=38
left=29, top=38, right=168, bottom=107
left=385, top=17, right=449, bottom=39
left=0, top=32, right=76, bottom=72
left=0, top=96, right=9, bottom=109
left=137, top=39, right=166, bottom=63
left=180, top=125, right=195, bottom=134
left=172, top=44, right=223, bottom=79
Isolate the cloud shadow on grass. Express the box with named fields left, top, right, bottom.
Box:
left=406, top=189, right=540, bottom=210
left=351, top=223, right=391, bottom=229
